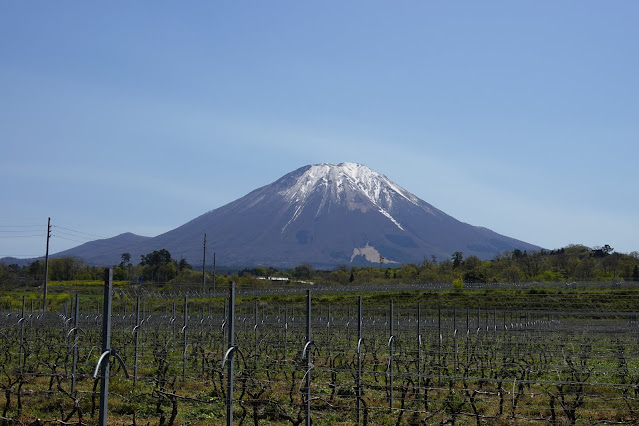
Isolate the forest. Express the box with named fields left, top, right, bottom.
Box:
left=2, top=244, right=638, bottom=289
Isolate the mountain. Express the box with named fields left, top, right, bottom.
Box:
left=50, top=162, right=540, bottom=267
left=54, top=232, right=152, bottom=265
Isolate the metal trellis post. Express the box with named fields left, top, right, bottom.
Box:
left=134, top=296, right=140, bottom=386
left=389, top=299, right=394, bottom=410
left=223, top=281, right=236, bottom=426
left=98, top=268, right=113, bottom=426
left=183, top=296, right=188, bottom=382
left=71, top=294, right=79, bottom=394
left=357, top=295, right=363, bottom=424
left=306, top=290, right=312, bottom=426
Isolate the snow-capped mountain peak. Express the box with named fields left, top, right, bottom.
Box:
left=279, top=163, right=421, bottom=231
left=51, top=162, right=541, bottom=267
left=281, top=162, right=418, bottom=207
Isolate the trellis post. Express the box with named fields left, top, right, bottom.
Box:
left=134, top=296, right=140, bottom=386
left=225, top=282, right=236, bottom=426
left=389, top=299, right=394, bottom=410
left=357, top=295, right=363, bottom=424
left=71, top=294, right=79, bottom=394
left=98, top=268, right=113, bottom=426
left=417, top=302, right=421, bottom=397
left=305, top=290, right=312, bottom=426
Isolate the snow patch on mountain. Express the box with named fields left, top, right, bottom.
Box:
left=378, top=208, right=404, bottom=231
left=282, top=204, right=304, bottom=232
left=350, top=244, right=398, bottom=264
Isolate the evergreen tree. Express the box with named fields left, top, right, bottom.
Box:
left=452, top=251, right=463, bottom=268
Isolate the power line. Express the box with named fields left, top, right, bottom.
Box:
left=0, top=221, right=48, bottom=260
left=53, top=230, right=97, bottom=242
left=0, top=230, right=45, bottom=233
left=0, top=220, right=218, bottom=263
left=0, top=224, right=45, bottom=228
left=53, top=225, right=107, bottom=239
left=53, top=235, right=92, bottom=244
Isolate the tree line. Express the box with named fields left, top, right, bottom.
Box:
left=1, top=244, right=638, bottom=288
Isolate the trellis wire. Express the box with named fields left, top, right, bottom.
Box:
left=2, top=286, right=639, bottom=424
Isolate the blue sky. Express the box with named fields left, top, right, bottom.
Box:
left=1, top=1, right=638, bottom=259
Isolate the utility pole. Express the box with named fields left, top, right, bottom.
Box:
left=43, top=217, right=51, bottom=311
left=202, top=233, right=207, bottom=293
left=213, top=252, right=216, bottom=294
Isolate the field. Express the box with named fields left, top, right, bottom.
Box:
left=1, top=281, right=639, bottom=425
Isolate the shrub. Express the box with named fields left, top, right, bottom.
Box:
left=452, top=278, right=464, bottom=291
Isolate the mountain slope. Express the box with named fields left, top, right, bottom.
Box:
left=52, top=163, right=540, bottom=267
left=52, top=232, right=152, bottom=265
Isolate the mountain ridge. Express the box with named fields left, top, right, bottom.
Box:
left=9, top=163, right=541, bottom=267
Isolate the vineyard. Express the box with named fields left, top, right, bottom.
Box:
left=1, top=278, right=639, bottom=425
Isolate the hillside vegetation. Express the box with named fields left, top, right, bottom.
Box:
left=2, top=244, right=638, bottom=290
